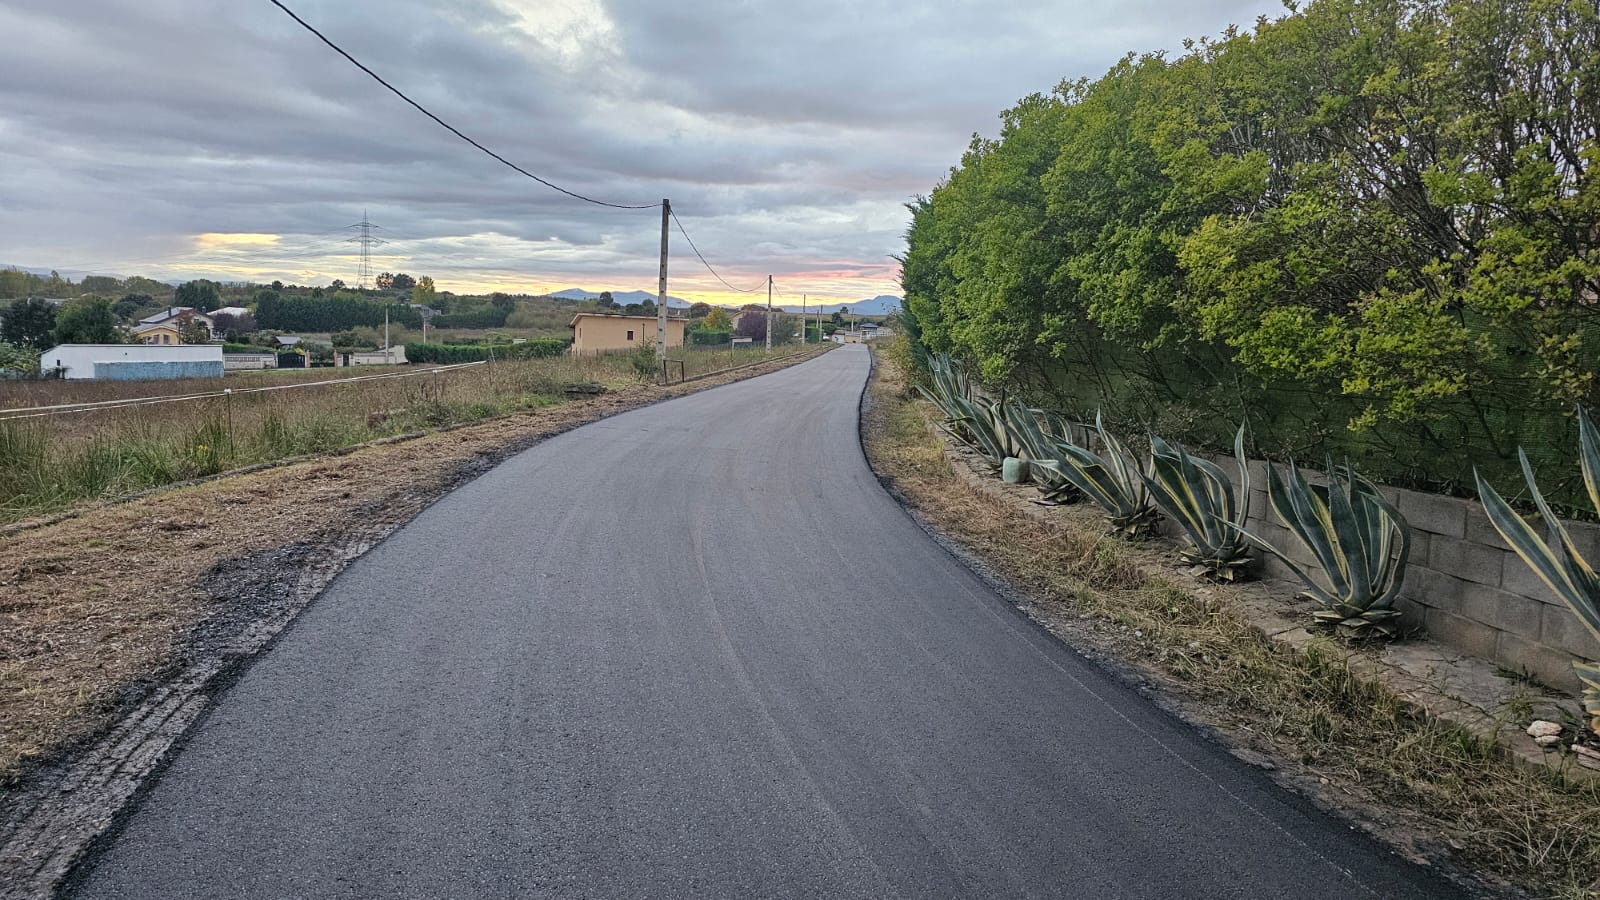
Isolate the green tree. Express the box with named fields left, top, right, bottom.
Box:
left=0, top=268, right=29, bottom=299
left=0, top=297, right=59, bottom=350
left=53, top=296, right=118, bottom=344
left=123, top=275, right=169, bottom=297
left=115, top=293, right=157, bottom=320
left=179, top=318, right=212, bottom=344
left=704, top=307, right=732, bottom=330
left=175, top=279, right=222, bottom=312
left=412, top=276, right=437, bottom=306
left=391, top=273, right=416, bottom=291
left=80, top=275, right=121, bottom=296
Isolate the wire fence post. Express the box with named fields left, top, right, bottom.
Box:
left=223, top=388, right=235, bottom=462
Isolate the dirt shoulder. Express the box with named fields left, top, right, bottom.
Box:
left=0, top=347, right=827, bottom=899
left=860, top=351, right=1599, bottom=900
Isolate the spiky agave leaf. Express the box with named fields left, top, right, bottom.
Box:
left=1034, top=410, right=1158, bottom=537
left=1144, top=425, right=1253, bottom=581
left=916, top=352, right=972, bottom=424
left=1000, top=402, right=1082, bottom=502
left=1476, top=406, right=1600, bottom=735
left=1240, top=459, right=1410, bottom=638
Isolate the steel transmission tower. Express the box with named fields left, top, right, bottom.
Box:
left=345, top=211, right=386, bottom=288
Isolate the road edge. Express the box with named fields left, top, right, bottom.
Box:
left=0, top=348, right=831, bottom=900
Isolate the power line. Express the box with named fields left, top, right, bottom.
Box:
left=267, top=0, right=658, bottom=211
left=669, top=210, right=766, bottom=293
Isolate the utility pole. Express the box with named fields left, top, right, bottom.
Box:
left=802, top=294, right=807, bottom=343
left=383, top=305, right=391, bottom=363
left=657, top=199, right=670, bottom=371
left=765, top=275, right=773, bottom=352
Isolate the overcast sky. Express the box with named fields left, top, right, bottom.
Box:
left=0, top=0, right=1284, bottom=304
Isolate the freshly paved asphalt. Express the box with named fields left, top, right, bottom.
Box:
left=73, top=346, right=1465, bottom=899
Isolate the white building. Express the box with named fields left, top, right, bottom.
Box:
left=41, top=344, right=225, bottom=380
left=334, top=346, right=407, bottom=366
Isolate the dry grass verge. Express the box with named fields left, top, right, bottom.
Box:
left=862, top=350, right=1600, bottom=900
left=0, top=345, right=792, bottom=525
left=0, top=346, right=828, bottom=786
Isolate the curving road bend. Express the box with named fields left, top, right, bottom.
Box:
left=72, top=346, right=1464, bottom=899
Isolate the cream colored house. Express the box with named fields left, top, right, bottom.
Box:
left=569, top=313, right=686, bottom=354
left=130, top=322, right=185, bottom=345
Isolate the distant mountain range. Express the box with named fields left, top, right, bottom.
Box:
left=548, top=288, right=901, bottom=317
left=548, top=288, right=692, bottom=309
left=778, top=295, right=901, bottom=316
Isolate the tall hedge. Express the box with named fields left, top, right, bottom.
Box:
left=902, top=0, right=1600, bottom=505
left=405, top=339, right=569, bottom=364
left=255, top=293, right=421, bottom=332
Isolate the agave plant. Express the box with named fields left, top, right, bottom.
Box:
left=916, top=354, right=1021, bottom=468
left=917, top=352, right=972, bottom=424
left=1144, top=426, right=1253, bottom=581
left=1033, top=411, right=1159, bottom=538
left=959, top=395, right=1026, bottom=467
left=1240, top=460, right=1410, bottom=638
left=1476, top=407, right=1600, bottom=736
left=999, top=401, right=1082, bottom=503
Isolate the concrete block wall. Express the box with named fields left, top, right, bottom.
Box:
left=1233, top=460, right=1600, bottom=692
left=1047, top=422, right=1599, bottom=692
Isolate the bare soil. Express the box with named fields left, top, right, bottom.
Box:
left=0, top=348, right=826, bottom=899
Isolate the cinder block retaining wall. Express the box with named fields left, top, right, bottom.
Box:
left=1056, top=425, right=1600, bottom=692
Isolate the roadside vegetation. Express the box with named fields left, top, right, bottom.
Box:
left=865, top=346, right=1600, bottom=899
left=900, top=0, right=1600, bottom=513
left=0, top=345, right=805, bottom=525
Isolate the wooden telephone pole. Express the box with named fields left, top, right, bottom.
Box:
left=656, top=199, right=670, bottom=373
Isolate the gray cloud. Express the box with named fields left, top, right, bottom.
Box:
left=0, top=0, right=1284, bottom=300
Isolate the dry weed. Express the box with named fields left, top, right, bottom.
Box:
left=863, top=351, right=1600, bottom=900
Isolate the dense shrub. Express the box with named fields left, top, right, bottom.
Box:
left=255, top=293, right=421, bottom=332
left=405, top=339, right=569, bottom=364
left=902, top=0, right=1600, bottom=507
left=689, top=328, right=733, bottom=346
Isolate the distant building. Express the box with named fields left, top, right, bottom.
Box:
left=569, top=314, right=686, bottom=355
left=223, top=352, right=276, bottom=371
left=41, top=344, right=224, bottom=380
left=334, top=347, right=406, bottom=367
left=137, top=307, right=215, bottom=341
left=130, top=322, right=185, bottom=345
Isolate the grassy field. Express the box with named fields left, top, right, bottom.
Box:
left=0, top=345, right=803, bottom=525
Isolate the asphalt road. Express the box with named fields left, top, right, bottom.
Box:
left=73, top=346, right=1464, bottom=899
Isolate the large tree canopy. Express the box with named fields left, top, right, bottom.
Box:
left=903, top=0, right=1600, bottom=501
left=0, top=297, right=59, bottom=350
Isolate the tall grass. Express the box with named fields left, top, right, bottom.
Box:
left=0, top=345, right=805, bottom=524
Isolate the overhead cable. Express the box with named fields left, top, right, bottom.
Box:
left=266, top=0, right=658, bottom=211
left=669, top=210, right=766, bottom=293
